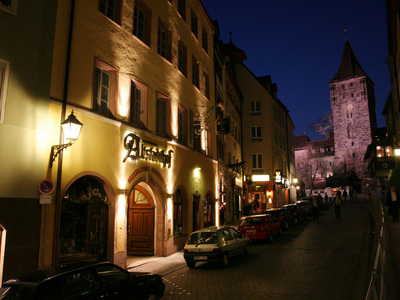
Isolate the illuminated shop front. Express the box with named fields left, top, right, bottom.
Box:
left=46, top=113, right=219, bottom=269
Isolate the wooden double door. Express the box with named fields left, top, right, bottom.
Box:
left=127, top=186, right=155, bottom=256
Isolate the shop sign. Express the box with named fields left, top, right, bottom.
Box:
left=127, top=165, right=168, bottom=187
left=274, top=170, right=282, bottom=184
left=123, top=133, right=173, bottom=168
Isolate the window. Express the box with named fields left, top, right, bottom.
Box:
left=251, top=126, right=261, bottom=140
left=0, top=0, right=17, bottom=14
left=202, top=27, right=208, bottom=53
left=203, top=70, right=210, bottom=99
left=252, top=154, right=262, bottom=169
left=133, top=1, right=151, bottom=46
left=130, top=79, right=148, bottom=129
left=0, top=59, right=10, bottom=124
left=178, top=40, right=187, bottom=76
left=156, top=93, right=170, bottom=137
left=174, top=190, right=183, bottom=235
left=99, top=0, right=121, bottom=24
left=191, top=10, right=198, bottom=38
left=178, top=105, right=188, bottom=145
left=178, top=0, right=186, bottom=21
left=158, top=19, right=171, bottom=61
left=93, top=59, right=117, bottom=117
left=192, top=56, right=199, bottom=88
left=250, top=101, right=261, bottom=114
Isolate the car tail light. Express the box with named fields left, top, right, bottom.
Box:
left=184, top=249, right=189, bottom=253
left=212, top=248, right=221, bottom=253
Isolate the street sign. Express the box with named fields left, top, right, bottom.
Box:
left=38, top=180, right=55, bottom=194
left=39, top=194, right=52, bottom=204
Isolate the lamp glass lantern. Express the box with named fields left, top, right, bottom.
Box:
left=61, top=111, right=83, bottom=142
left=50, top=110, right=83, bottom=167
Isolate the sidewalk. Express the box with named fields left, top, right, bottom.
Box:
left=127, top=193, right=400, bottom=299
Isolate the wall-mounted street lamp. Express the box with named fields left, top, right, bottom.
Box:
left=50, top=111, right=83, bottom=167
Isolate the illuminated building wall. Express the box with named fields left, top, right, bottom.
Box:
left=44, top=0, right=218, bottom=268
left=0, top=1, right=58, bottom=279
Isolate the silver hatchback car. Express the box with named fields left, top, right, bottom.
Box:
left=183, top=226, right=251, bottom=268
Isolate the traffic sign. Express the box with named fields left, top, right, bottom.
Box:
left=38, top=180, right=55, bottom=194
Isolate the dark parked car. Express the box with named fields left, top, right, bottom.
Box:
left=0, top=262, right=165, bottom=300
left=296, top=199, right=313, bottom=216
left=264, top=208, right=297, bottom=230
left=183, top=226, right=251, bottom=268
left=282, top=203, right=306, bottom=222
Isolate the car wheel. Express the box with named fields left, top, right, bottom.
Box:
left=144, top=289, right=160, bottom=300
left=186, top=261, right=196, bottom=268
left=221, top=253, right=229, bottom=267
left=244, top=243, right=251, bottom=255
left=269, top=232, right=273, bottom=242
left=284, top=222, right=289, bottom=230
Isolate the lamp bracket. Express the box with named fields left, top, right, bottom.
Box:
left=50, top=142, right=73, bottom=167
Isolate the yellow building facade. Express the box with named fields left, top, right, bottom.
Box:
left=43, top=0, right=218, bottom=269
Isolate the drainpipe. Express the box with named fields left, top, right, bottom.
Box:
left=52, top=0, right=76, bottom=267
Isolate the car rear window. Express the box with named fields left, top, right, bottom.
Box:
left=243, top=217, right=264, bottom=225
left=187, top=232, right=217, bottom=245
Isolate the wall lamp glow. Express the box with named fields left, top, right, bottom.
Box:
left=50, top=111, right=83, bottom=167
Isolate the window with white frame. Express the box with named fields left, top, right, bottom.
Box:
left=0, top=59, right=10, bottom=123
left=178, top=40, right=187, bottom=76
left=157, top=19, right=171, bottom=61
left=250, top=100, right=260, bottom=114
left=133, top=0, right=151, bottom=46
left=99, top=0, right=121, bottom=24
left=178, top=105, right=187, bottom=145
left=0, top=0, right=17, bottom=14
left=92, top=59, right=117, bottom=117
left=156, top=98, right=167, bottom=136
left=252, top=154, right=262, bottom=169
left=130, top=79, right=148, bottom=129
left=251, top=126, right=261, bottom=140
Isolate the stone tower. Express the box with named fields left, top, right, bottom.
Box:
left=328, top=37, right=377, bottom=179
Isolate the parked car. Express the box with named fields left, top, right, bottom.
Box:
left=0, top=262, right=165, bottom=300
left=183, top=226, right=251, bottom=268
left=282, top=203, right=306, bottom=222
left=264, top=208, right=297, bottom=230
left=296, top=199, right=313, bottom=216
left=237, top=214, right=282, bottom=242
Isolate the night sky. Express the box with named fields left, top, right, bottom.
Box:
left=201, top=0, right=390, bottom=141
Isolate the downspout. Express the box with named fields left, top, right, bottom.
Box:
left=52, top=0, right=76, bottom=267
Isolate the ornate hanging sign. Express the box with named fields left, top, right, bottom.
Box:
left=123, top=133, right=173, bottom=168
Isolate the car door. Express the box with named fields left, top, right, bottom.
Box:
left=221, top=229, right=237, bottom=257
left=228, top=228, right=247, bottom=254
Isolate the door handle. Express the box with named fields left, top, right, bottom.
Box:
left=128, top=225, right=131, bottom=233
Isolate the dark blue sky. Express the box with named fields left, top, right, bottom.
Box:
left=201, top=0, right=390, bottom=141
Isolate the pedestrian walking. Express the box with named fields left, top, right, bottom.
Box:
left=333, top=194, right=342, bottom=219
left=324, top=194, right=328, bottom=210
left=343, top=190, right=347, bottom=202
left=311, top=196, right=319, bottom=220
left=386, top=185, right=399, bottom=222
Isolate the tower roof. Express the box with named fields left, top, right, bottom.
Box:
left=329, top=39, right=366, bottom=83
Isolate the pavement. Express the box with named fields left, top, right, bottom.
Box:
left=127, top=191, right=400, bottom=300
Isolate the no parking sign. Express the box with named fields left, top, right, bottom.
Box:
left=38, top=180, right=54, bottom=194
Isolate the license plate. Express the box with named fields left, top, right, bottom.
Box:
left=246, top=229, right=256, bottom=233
left=194, top=256, right=207, bottom=260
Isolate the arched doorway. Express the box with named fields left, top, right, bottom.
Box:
left=127, top=185, right=155, bottom=256
left=59, top=176, right=109, bottom=263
